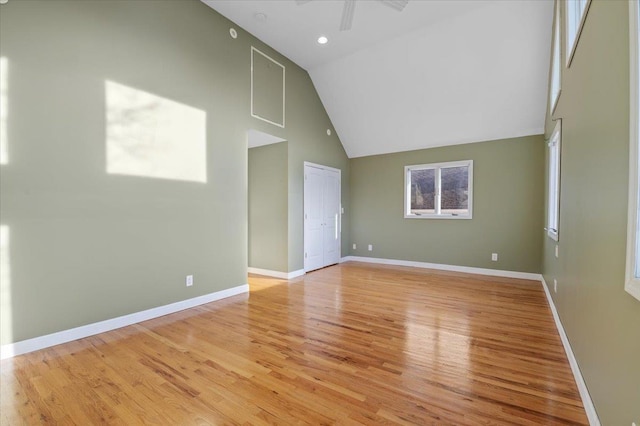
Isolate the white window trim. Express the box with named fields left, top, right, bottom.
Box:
left=550, top=0, right=561, bottom=114
left=565, top=0, right=592, bottom=67
left=626, top=0, right=640, bottom=301
left=404, top=160, right=473, bottom=220
left=547, top=121, right=561, bottom=242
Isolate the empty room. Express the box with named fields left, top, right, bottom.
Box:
left=0, top=0, right=638, bottom=424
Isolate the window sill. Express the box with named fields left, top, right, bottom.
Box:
left=405, top=214, right=472, bottom=220
left=626, top=279, right=640, bottom=302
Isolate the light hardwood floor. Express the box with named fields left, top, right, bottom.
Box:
left=1, top=262, right=588, bottom=425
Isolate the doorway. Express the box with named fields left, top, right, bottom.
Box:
left=304, top=162, right=341, bottom=272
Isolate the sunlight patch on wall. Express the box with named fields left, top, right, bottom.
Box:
left=105, top=81, right=207, bottom=183
left=0, top=225, right=12, bottom=346
left=0, top=57, right=8, bottom=165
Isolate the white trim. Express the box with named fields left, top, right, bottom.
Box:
left=565, top=0, right=592, bottom=67
left=341, top=256, right=600, bottom=424
left=540, top=277, right=601, bottom=425
left=247, top=267, right=305, bottom=280
left=1, top=284, right=249, bottom=360
left=303, top=161, right=342, bottom=272
left=404, top=159, right=473, bottom=219
left=549, top=0, right=561, bottom=113
left=250, top=46, right=285, bottom=128
left=341, top=256, right=541, bottom=281
left=626, top=0, right=640, bottom=302
left=303, top=161, right=341, bottom=174
left=547, top=120, right=562, bottom=242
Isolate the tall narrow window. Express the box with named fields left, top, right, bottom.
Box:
left=547, top=121, right=561, bottom=241
left=566, top=0, right=591, bottom=66
left=404, top=160, right=473, bottom=219
left=550, top=1, right=561, bottom=113
left=626, top=0, right=640, bottom=301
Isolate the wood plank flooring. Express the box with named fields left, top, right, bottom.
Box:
left=0, top=262, right=588, bottom=425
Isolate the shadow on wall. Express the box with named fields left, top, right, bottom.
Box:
left=105, top=80, right=207, bottom=183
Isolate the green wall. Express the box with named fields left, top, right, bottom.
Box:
left=0, top=0, right=348, bottom=344
left=349, top=135, right=544, bottom=273
left=248, top=142, right=288, bottom=272
left=5, top=1, right=634, bottom=422
left=285, top=86, right=350, bottom=272
left=542, top=1, right=640, bottom=424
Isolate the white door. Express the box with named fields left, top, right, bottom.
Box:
left=304, top=166, right=325, bottom=272
left=322, top=171, right=340, bottom=266
left=304, top=162, right=341, bottom=272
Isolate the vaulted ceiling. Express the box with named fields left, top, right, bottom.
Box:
left=203, top=0, right=554, bottom=158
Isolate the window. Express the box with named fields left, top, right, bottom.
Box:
left=626, top=0, right=640, bottom=301
left=565, top=0, right=591, bottom=66
left=547, top=121, right=561, bottom=241
left=549, top=1, right=561, bottom=113
left=404, top=160, right=473, bottom=219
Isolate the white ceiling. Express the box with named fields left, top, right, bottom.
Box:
left=203, top=0, right=553, bottom=158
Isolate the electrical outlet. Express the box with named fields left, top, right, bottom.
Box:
left=491, top=253, right=498, bottom=261
left=554, top=279, right=557, bottom=293
left=341, top=207, right=345, bottom=214
left=555, top=245, right=559, bottom=258
left=186, top=275, right=193, bottom=287
left=368, top=244, right=373, bottom=251
left=352, top=243, right=356, bottom=250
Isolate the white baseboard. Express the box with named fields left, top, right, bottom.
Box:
left=248, top=267, right=305, bottom=280
left=540, top=277, right=601, bottom=426
left=342, top=256, right=599, bottom=424
left=342, top=255, right=542, bottom=281
left=0, top=284, right=249, bottom=360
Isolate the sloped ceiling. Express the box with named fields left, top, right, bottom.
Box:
left=203, top=0, right=553, bottom=158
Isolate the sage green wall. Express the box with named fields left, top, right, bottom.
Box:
left=251, top=50, right=285, bottom=126
left=0, top=0, right=348, bottom=344
left=285, top=83, right=350, bottom=272
left=542, top=1, right=640, bottom=424
left=248, top=142, right=288, bottom=272
left=349, top=136, right=544, bottom=273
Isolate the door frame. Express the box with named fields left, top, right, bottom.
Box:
left=303, top=161, right=342, bottom=272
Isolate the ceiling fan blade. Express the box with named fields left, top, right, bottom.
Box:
left=378, top=0, right=409, bottom=12
left=340, top=0, right=356, bottom=31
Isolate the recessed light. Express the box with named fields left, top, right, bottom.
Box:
left=317, top=36, right=328, bottom=45
left=229, top=28, right=237, bottom=39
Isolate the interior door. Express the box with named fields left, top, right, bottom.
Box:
left=304, top=162, right=341, bottom=272
left=322, top=170, right=340, bottom=266
left=304, top=166, right=324, bottom=272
